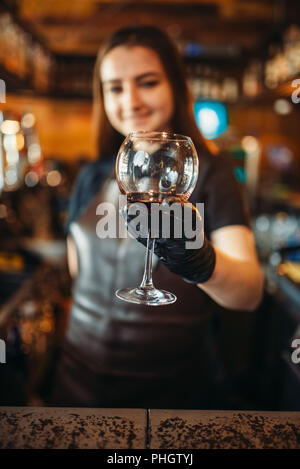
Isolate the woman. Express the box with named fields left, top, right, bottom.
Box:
left=51, top=25, right=264, bottom=409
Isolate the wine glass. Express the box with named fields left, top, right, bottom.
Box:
left=115, top=131, right=199, bottom=306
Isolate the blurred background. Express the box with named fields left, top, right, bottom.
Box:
left=0, top=0, right=300, bottom=410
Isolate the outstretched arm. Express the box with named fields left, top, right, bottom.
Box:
left=198, top=225, right=264, bottom=312
left=66, top=235, right=78, bottom=278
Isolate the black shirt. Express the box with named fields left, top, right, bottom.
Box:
left=66, top=151, right=250, bottom=238
left=53, top=151, right=251, bottom=409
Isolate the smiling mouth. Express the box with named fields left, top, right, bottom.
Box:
left=125, top=114, right=151, bottom=120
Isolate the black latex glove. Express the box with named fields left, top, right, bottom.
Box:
left=123, top=200, right=216, bottom=284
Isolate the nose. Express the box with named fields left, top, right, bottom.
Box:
left=121, top=82, right=143, bottom=113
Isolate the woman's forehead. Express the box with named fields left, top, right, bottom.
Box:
left=100, top=45, right=166, bottom=82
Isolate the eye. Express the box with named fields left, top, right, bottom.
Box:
left=140, top=80, right=159, bottom=88
left=107, top=86, right=123, bottom=94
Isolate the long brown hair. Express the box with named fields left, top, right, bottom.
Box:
left=93, top=25, right=210, bottom=160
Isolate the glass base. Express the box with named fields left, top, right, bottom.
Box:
left=115, top=286, right=177, bottom=306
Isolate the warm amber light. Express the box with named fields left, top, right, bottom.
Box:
left=16, top=133, right=25, bottom=150
left=39, top=319, right=53, bottom=334
left=241, top=136, right=259, bottom=153
left=1, top=120, right=20, bottom=135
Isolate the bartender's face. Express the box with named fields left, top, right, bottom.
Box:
left=100, top=45, right=175, bottom=136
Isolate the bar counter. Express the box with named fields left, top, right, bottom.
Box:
left=0, top=407, right=299, bottom=449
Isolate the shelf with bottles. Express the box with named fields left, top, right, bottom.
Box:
left=236, top=71, right=300, bottom=107
left=0, top=109, right=45, bottom=194
left=236, top=24, right=300, bottom=105
left=53, top=55, right=94, bottom=99
left=0, top=9, right=54, bottom=95
left=185, top=59, right=244, bottom=104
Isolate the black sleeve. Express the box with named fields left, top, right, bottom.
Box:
left=201, top=153, right=251, bottom=236
left=64, top=157, right=116, bottom=235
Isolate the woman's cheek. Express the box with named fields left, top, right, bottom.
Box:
left=148, top=91, right=167, bottom=111
left=104, top=92, right=117, bottom=109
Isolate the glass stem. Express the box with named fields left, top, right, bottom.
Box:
left=140, top=233, right=155, bottom=290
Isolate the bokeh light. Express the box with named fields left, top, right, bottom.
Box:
left=6, top=150, right=19, bottom=165
left=274, top=99, right=292, bottom=115
left=194, top=101, right=228, bottom=139
left=25, top=171, right=39, bottom=187
left=46, top=170, right=62, bottom=187
left=1, top=120, right=20, bottom=135
left=21, top=113, right=36, bottom=129
left=3, top=134, right=17, bottom=152
left=28, top=143, right=41, bottom=164
left=16, top=133, right=25, bottom=151
left=5, top=168, right=18, bottom=186
left=241, top=136, right=259, bottom=153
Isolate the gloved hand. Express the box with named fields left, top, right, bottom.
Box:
left=123, top=199, right=216, bottom=284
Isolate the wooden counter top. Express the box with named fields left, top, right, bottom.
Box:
left=0, top=407, right=299, bottom=449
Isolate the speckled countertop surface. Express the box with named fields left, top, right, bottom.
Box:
left=0, top=407, right=299, bottom=449
left=149, top=409, right=300, bottom=449
left=0, top=407, right=147, bottom=449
